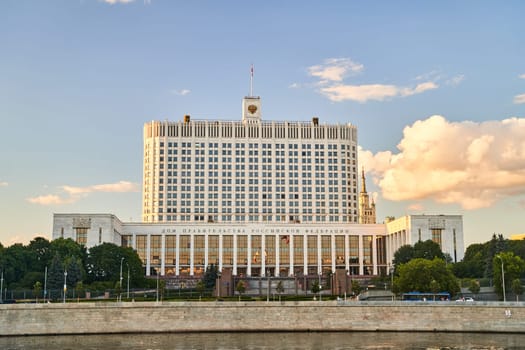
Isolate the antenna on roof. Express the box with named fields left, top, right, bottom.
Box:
left=250, top=64, right=254, bottom=97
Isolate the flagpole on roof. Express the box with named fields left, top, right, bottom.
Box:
left=250, top=64, right=254, bottom=97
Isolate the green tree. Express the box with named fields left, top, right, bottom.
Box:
left=395, top=258, right=460, bottom=296
left=203, top=264, right=219, bottom=289
left=511, top=279, right=523, bottom=302
left=429, top=279, right=440, bottom=301
left=28, top=237, right=52, bottom=272
left=85, top=243, right=144, bottom=287
left=236, top=280, right=246, bottom=301
left=2, top=243, right=32, bottom=287
left=351, top=280, right=362, bottom=296
left=33, top=281, right=42, bottom=302
left=75, top=281, right=85, bottom=301
left=468, top=279, right=480, bottom=297
left=393, top=245, right=415, bottom=267
left=47, top=253, right=65, bottom=290
left=393, top=240, right=445, bottom=269
left=67, top=257, right=83, bottom=287
left=196, top=280, right=205, bottom=299
left=485, top=234, right=507, bottom=279
left=413, top=240, right=445, bottom=261
left=311, top=280, right=320, bottom=299
left=493, top=252, right=525, bottom=300
left=452, top=243, right=485, bottom=278
left=276, top=280, right=284, bottom=301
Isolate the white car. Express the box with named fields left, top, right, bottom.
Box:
left=455, top=297, right=475, bottom=302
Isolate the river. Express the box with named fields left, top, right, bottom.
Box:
left=1, top=332, right=525, bottom=349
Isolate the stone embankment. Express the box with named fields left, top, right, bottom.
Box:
left=1, top=301, right=524, bottom=336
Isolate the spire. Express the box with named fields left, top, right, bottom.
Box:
left=361, top=167, right=367, bottom=193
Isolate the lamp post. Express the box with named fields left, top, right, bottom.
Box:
left=0, top=270, right=3, bottom=304
left=126, top=263, right=130, bottom=299
left=496, top=255, right=506, bottom=302
left=119, top=257, right=124, bottom=302
left=43, top=266, right=47, bottom=303
left=390, top=265, right=395, bottom=302
left=319, top=273, right=322, bottom=302
left=63, top=270, right=68, bottom=303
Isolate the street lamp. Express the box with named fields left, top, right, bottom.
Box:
left=319, top=273, right=322, bottom=302
left=63, top=270, right=68, bottom=303
left=0, top=270, right=4, bottom=304
left=44, top=266, right=47, bottom=303
left=389, top=265, right=395, bottom=301
left=119, top=257, right=124, bottom=302
left=126, top=263, right=130, bottom=300
left=496, top=255, right=506, bottom=302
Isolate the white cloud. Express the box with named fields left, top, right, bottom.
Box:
left=171, top=89, right=191, bottom=96
left=308, top=58, right=364, bottom=83
left=359, top=115, right=525, bottom=210
left=308, top=58, right=438, bottom=103
left=288, top=83, right=300, bottom=89
left=0, top=181, right=7, bottom=187
left=101, top=0, right=135, bottom=4
left=28, top=194, right=76, bottom=205
left=27, top=181, right=139, bottom=206
left=446, top=74, right=465, bottom=86
left=320, top=81, right=438, bottom=103
left=514, top=93, right=525, bottom=104
left=519, top=74, right=525, bottom=79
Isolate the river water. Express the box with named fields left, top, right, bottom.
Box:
left=1, top=332, right=524, bottom=350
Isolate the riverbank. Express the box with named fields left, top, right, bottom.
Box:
left=1, top=301, right=524, bottom=336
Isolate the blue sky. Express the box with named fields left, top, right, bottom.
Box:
left=1, top=0, right=524, bottom=248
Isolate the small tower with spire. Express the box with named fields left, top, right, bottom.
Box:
left=358, top=167, right=376, bottom=224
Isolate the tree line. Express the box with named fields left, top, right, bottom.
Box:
left=391, top=234, right=525, bottom=300
left=0, top=237, right=146, bottom=297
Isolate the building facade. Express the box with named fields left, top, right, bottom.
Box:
left=52, top=213, right=464, bottom=277
left=143, top=96, right=359, bottom=225
left=52, top=93, right=465, bottom=278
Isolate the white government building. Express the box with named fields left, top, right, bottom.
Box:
left=52, top=92, right=464, bottom=278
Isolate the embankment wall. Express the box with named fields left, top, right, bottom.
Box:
left=1, top=301, right=524, bottom=336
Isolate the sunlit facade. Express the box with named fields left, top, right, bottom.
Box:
left=51, top=94, right=464, bottom=278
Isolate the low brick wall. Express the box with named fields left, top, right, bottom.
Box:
left=1, top=301, right=524, bottom=336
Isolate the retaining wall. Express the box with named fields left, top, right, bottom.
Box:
left=1, top=301, right=524, bottom=336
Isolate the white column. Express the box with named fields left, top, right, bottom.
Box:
left=204, top=233, right=209, bottom=269
left=275, top=234, right=279, bottom=277
left=233, top=234, right=238, bottom=276
left=331, top=234, right=336, bottom=273
left=317, top=235, right=322, bottom=275
left=289, top=234, right=294, bottom=276
left=190, top=234, right=194, bottom=276
left=303, top=235, right=308, bottom=276
left=358, top=235, right=364, bottom=275
left=161, top=234, right=166, bottom=276
left=261, top=234, right=266, bottom=276
left=247, top=235, right=252, bottom=276
left=146, top=234, right=151, bottom=277
left=175, top=234, right=180, bottom=276
left=372, top=234, right=378, bottom=275
left=219, top=234, right=224, bottom=273
left=344, top=234, right=350, bottom=273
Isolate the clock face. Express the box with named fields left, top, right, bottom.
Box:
left=248, top=104, right=258, bottom=114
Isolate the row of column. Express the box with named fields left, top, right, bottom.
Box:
left=132, top=233, right=384, bottom=277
